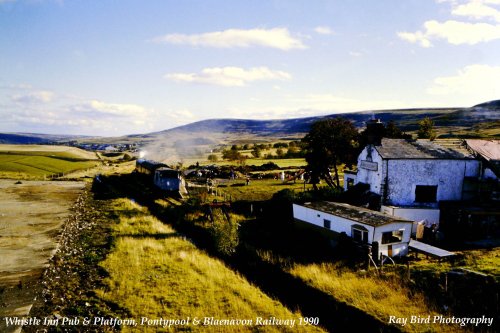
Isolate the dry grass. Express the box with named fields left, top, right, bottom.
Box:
left=289, top=263, right=459, bottom=333
left=96, top=198, right=326, bottom=332
left=410, top=247, right=500, bottom=279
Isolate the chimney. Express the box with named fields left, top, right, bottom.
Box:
left=365, top=118, right=385, bottom=146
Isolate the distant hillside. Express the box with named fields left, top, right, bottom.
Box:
left=0, top=133, right=86, bottom=145
left=130, top=104, right=499, bottom=163
left=1, top=101, right=498, bottom=162
left=0, top=133, right=49, bottom=144
left=150, top=108, right=466, bottom=138
left=473, top=100, right=500, bottom=109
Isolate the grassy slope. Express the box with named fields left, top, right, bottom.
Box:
left=96, top=199, right=326, bottom=333
left=0, top=145, right=99, bottom=179
left=288, top=263, right=457, bottom=333
left=410, top=248, right=500, bottom=279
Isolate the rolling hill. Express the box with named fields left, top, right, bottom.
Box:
left=123, top=102, right=498, bottom=162
left=134, top=102, right=499, bottom=143
left=0, top=133, right=87, bottom=145
left=1, top=101, right=498, bottom=162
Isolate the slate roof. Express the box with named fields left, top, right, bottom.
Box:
left=299, top=201, right=412, bottom=227
left=374, top=138, right=474, bottom=159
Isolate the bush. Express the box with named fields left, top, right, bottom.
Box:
left=210, top=209, right=240, bottom=256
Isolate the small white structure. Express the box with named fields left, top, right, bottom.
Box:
left=354, top=139, right=481, bottom=225
left=293, top=201, right=413, bottom=258
left=103, top=145, right=118, bottom=152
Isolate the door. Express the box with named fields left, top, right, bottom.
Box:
left=388, top=244, right=393, bottom=257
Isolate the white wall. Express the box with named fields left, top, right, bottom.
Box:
left=372, top=222, right=412, bottom=257
left=343, top=172, right=357, bottom=191
left=292, top=204, right=374, bottom=240
left=293, top=204, right=412, bottom=257
left=355, top=145, right=383, bottom=195
left=385, top=159, right=480, bottom=206
left=381, top=205, right=440, bottom=225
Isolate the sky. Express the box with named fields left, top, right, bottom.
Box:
left=1, top=0, right=499, bottom=136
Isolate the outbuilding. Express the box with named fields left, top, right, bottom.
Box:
left=293, top=201, right=413, bottom=258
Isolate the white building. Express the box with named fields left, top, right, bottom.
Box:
left=353, top=138, right=482, bottom=225
left=293, top=201, right=413, bottom=258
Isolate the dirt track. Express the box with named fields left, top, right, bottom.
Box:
left=0, top=180, right=85, bottom=333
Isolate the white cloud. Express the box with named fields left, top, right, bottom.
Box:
left=166, top=66, right=291, bottom=87
left=314, top=26, right=335, bottom=35
left=152, top=27, right=306, bottom=50
left=398, top=20, right=500, bottom=46
left=82, top=100, right=150, bottom=118
left=398, top=30, right=433, bottom=47
left=400, top=1, right=500, bottom=46
left=169, top=109, right=195, bottom=120
left=427, top=64, right=500, bottom=99
left=349, top=51, right=363, bottom=57
left=11, top=90, right=55, bottom=103
left=452, top=1, right=500, bottom=22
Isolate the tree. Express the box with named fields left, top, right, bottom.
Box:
left=251, top=147, right=262, bottom=158
left=276, top=148, right=284, bottom=158
left=285, top=146, right=299, bottom=157
left=273, top=142, right=288, bottom=148
left=302, top=118, right=359, bottom=190
left=417, top=117, right=436, bottom=140
left=222, top=149, right=242, bottom=161
left=207, top=154, right=218, bottom=162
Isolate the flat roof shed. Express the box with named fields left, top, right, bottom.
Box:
left=301, top=201, right=412, bottom=227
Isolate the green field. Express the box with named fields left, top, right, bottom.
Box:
left=214, top=179, right=313, bottom=201
left=0, top=145, right=99, bottom=179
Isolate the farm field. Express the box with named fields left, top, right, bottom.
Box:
left=214, top=178, right=314, bottom=201
left=0, top=180, right=85, bottom=333
left=0, top=144, right=99, bottom=179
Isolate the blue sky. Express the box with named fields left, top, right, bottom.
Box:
left=1, top=0, right=499, bottom=136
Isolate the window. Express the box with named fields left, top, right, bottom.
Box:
left=352, top=225, right=368, bottom=243
left=381, top=230, right=404, bottom=244
left=323, top=219, right=331, bottom=229
left=415, top=185, right=437, bottom=203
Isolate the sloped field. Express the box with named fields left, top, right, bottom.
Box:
left=0, top=145, right=99, bottom=179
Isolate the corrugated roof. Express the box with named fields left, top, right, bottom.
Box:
left=465, top=139, right=500, bottom=162
left=374, top=138, right=474, bottom=159
left=299, top=201, right=412, bottom=227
